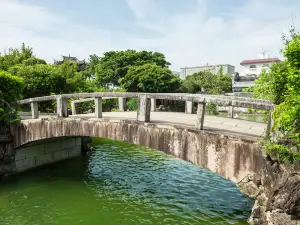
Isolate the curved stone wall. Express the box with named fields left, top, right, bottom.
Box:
left=10, top=118, right=264, bottom=183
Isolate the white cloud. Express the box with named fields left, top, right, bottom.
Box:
left=0, top=0, right=299, bottom=73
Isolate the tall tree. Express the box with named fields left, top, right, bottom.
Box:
left=120, top=63, right=180, bottom=93
left=95, top=50, right=171, bottom=86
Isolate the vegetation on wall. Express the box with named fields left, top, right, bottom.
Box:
left=250, top=27, right=300, bottom=164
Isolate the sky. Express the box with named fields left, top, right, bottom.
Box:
left=0, top=0, right=299, bottom=72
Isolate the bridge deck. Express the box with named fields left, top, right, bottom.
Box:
left=22, top=111, right=266, bottom=139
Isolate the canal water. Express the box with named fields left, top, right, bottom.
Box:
left=0, top=139, right=252, bottom=225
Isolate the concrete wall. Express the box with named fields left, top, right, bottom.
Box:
left=11, top=118, right=264, bottom=183
left=15, top=136, right=82, bottom=172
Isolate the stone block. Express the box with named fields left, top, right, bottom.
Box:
left=36, top=153, right=54, bottom=166
left=60, top=138, right=76, bottom=150
left=15, top=149, right=27, bottom=160
left=75, top=137, right=82, bottom=146
left=68, top=146, right=82, bottom=157
left=16, top=158, right=36, bottom=171
left=53, top=149, right=69, bottom=161
left=25, top=145, right=45, bottom=158
left=44, top=141, right=63, bottom=153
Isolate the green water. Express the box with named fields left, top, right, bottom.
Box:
left=0, top=139, right=252, bottom=225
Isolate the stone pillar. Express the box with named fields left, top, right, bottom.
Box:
left=195, top=103, right=206, bottom=130
left=71, top=101, right=77, bottom=115
left=185, top=100, right=193, bottom=114
left=30, top=102, right=39, bottom=119
left=95, top=97, right=102, bottom=118
left=151, top=98, right=156, bottom=112
left=118, top=97, right=126, bottom=112
left=137, top=95, right=151, bottom=122
left=57, top=96, right=68, bottom=117
left=228, top=106, right=234, bottom=118
left=266, top=111, right=274, bottom=140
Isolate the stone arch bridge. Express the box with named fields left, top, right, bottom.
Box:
left=1, top=92, right=299, bottom=224
left=2, top=92, right=274, bottom=181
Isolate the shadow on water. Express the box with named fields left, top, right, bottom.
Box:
left=0, top=138, right=253, bottom=225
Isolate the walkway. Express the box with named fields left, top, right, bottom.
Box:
left=21, top=111, right=266, bottom=139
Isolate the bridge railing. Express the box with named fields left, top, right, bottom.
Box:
left=13, top=92, right=275, bottom=133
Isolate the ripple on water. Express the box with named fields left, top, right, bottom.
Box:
left=0, top=138, right=252, bottom=225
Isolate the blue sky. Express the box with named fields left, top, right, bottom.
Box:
left=0, top=0, right=299, bottom=71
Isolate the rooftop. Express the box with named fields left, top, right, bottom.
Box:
left=180, top=64, right=234, bottom=69
left=240, top=58, right=281, bottom=65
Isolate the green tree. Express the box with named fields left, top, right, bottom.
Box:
left=95, top=50, right=171, bottom=86
left=181, top=71, right=232, bottom=94
left=0, top=71, right=24, bottom=123
left=120, top=63, right=180, bottom=93
left=22, top=57, right=46, bottom=66
left=249, top=62, right=288, bottom=104
left=11, top=64, right=68, bottom=98
left=0, top=43, right=33, bottom=71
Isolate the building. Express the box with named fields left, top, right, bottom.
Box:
left=54, top=55, right=87, bottom=72
left=232, top=53, right=281, bottom=93
left=240, top=52, right=281, bottom=76
left=180, top=64, right=235, bottom=80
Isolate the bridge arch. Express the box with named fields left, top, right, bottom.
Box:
left=10, top=118, right=264, bottom=183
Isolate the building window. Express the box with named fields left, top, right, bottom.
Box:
left=249, top=65, right=256, bottom=68
left=263, top=63, right=270, bottom=68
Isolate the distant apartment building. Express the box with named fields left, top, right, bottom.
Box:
left=232, top=53, right=281, bottom=92
left=180, top=64, right=235, bottom=80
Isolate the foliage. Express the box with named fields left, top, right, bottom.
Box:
left=95, top=50, right=170, bottom=86
left=206, top=103, right=219, bottom=115
left=0, top=71, right=24, bottom=103
left=0, top=71, right=24, bottom=124
left=181, top=71, right=232, bottom=94
left=0, top=43, right=33, bottom=71
left=247, top=62, right=288, bottom=104
left=127, top=98, right=138, bottom=111
left=120, top=63, right=181, bottom=93
left=22, top=57, right=47, bottom=66
left=255, top=27, right=300, bottom=164
left=265, top=141, right=300, bottom=164
left=11, top=64, right=68, bottom=98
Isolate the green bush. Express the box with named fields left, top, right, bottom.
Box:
left=206, top=103, right=218, bottom=115
left=0, top=71, right=24, bottom=103
left=127, top=98, right=138, bottom=111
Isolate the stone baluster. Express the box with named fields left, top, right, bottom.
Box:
left=95, top=97, right=102, bottom=118
left=71, top=101, right=77, bottom=115
left=137, top=95, right=151, bottom=122
left=195, top=103, right=206, bottom=130
left=30, top=102, right=39, bottom=119
left=118, top=97, right=126, bottom=112
left=151, top=98, right=156, bottom=112
left=228, top=106, right=234, bottom=118
left=57, top=96, right=68, bottom=117
left=266, top=111, right=274, bottom=140
left=185, top=100, right=193, bottom=114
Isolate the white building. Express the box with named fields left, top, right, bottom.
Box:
left=232, top=53, right=281, bottom=93
left=180, top=64, right=235, bottom=80
left=240, top=53, right=281, bottom=76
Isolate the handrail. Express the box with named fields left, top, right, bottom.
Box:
left=12, top=92, right=275, bottom=110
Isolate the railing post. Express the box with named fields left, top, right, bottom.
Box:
left=57, top=96, right=68, bottom=117
left=71, top=101, right=77, bottom=115
left=266, top=111, right=274, bottom=140
left=195, top=103, right=206, bottom=130
left=185, top=100, right=193, bottom=114
left=95, top=97, right=102, bottom=118
left=228, top=106, right=234, bottom=118
left=137, top=95, right=151, bottom=122
left=30, top=102, right=39, bottom=119
left=118, top=97, right=125, bottom=112
left=151, top=98, right=156, bottom=112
